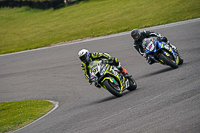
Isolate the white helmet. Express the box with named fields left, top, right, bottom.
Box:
left=78, top=49, right=90, bottom=63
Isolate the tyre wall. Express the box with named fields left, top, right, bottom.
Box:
left=0, top=0, right=67, bottom=9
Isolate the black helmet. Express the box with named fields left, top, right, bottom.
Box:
left=131, top=29, right=141, bottom=41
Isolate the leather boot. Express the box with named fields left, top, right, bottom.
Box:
left=117, top=63, right=131, bottom=78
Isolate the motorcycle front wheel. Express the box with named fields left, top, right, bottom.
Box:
left=159, top=53, right=178, bottom=69
left=102, top=80, right=123, bottom=97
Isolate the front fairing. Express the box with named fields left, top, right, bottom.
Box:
left=101, top=66, right=128, bottom=91
left=144, top=39, right=178, bottom=64
left=89, top=61, right=128, bottom=92
left=89, top=61, right=109, bottom=82
left=144, top=38, right=158, bottom=54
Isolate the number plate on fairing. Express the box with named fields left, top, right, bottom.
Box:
left=146, top=42, right=155, bottom=51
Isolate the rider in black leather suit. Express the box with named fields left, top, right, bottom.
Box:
left=131, top=29, right=177, bottom=64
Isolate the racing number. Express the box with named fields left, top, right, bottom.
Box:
left=92, top=67, right=98, bottom=73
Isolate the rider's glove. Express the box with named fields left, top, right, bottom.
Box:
left=102, top=60, right=108, bottom=64
left=89, top=79, right=92, bottom=85
left=161, top=36, right=168, bottom=42
left=157, top=36, right=162, bottom=41
left=157, top=36, right=168, bottom=42
left=107, top=57, right=115, bottom=64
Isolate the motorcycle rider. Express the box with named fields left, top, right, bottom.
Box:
left=78, top=49, right=131, bottom=88
left=131, top=29, right=177, bottom=64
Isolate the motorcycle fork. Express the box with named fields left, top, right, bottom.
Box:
left=101, top=75, right=123, bottom=91
left=163, top=49, right=178, bottom=64
left=153, top=53, right=165, bottom=64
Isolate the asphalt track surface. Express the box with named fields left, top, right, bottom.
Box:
left=0, top=18, right=200, bottom=133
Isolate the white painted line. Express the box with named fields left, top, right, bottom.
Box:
left=144, top=17, right=200, bottom=30
left=12, top=100, right=59, bottom=133
left=145, top=94, right=163, bottom=103
left=1, top=18, right=200, bottom=57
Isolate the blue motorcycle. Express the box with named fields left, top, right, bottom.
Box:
left=142, top=37, right=183, bottom=68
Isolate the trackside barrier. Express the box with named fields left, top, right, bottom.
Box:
left=0, top=0, right=77, bottom=9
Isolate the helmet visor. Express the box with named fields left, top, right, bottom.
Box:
left=134, top=34, right=139, bottom=39
left=79, top=53, right=88, bottom=63
left=131, top=29, right=140, bottom=40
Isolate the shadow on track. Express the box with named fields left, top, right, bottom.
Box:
left=88, top=89, right=137, bottom=104
left=69, top=89, right=137, bottom=112
left=136, top=67, right=174, bottom=80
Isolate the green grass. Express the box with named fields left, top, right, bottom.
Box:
left=0, top=100, right=54, bottom=133
left=0, top=0, right=200, bottom=54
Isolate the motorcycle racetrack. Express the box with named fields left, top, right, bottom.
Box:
left=0, top=18, right=200, bottom=133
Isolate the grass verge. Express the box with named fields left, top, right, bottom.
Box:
left=0, top=0, right=200, bottom=54
left=0, top=100, right=54, bottom=133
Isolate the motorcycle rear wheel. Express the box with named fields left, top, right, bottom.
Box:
left=127, top=77, right=137, bottom=91
left=159, top=53, right=178, bottom=69
left=103, top=80, right=123, bottom=97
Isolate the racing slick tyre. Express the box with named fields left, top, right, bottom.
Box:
left=159, top=53, right=178, bottom=69
left=178, top=56, right=183, bottom=65
left=127, top=77, right=137, bottom=91
left=103, top=80, right=123, bottom=97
